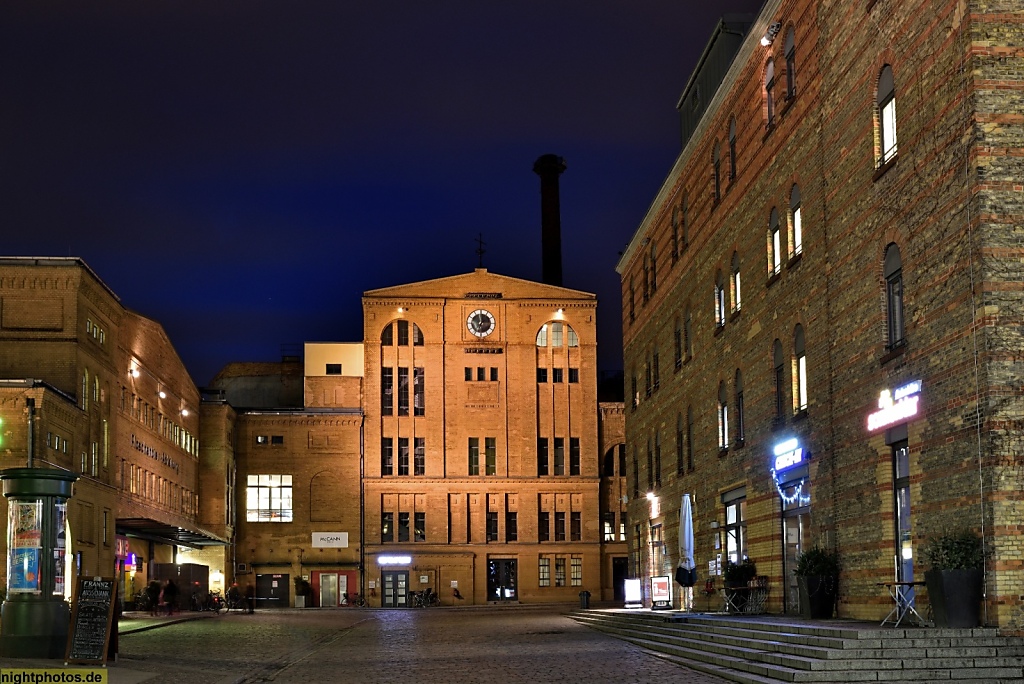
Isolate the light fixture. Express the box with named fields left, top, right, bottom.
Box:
left=397, top=307, right=404, bottom=313
left=761, top=21, right=782, bottom=46
left=129, top=368, right=139, bottom=378
left=181, top=408, right=190, bottom=417
left=646, top=491, right=656, bottom=501
left=158, top=391, right=166, bottom=399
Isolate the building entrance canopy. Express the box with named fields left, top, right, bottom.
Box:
left=116, top=517, right=228, bottom=548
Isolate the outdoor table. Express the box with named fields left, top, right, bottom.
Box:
left=878, top=581, right=928, bottom=627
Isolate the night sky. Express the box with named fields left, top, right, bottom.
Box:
left=1, top=1, right=764, bottom=386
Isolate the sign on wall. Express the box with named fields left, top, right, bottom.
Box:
left=311, top=532, right=349, bottom=548
left=867, top=380, right=922, bottom=432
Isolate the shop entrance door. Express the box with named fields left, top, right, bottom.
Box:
left=782, top=512, right=807, bottom=614
left=320, top=573, right=338, bottom=608
left=255, top=573, right=289, bottom=609
left=487, top=559, right=517, bottom=601
left=382, top=571, right=409, bottom=607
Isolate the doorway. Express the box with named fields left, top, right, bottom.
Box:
left=319, top=573, right=338, bottom=608
left=612, top=557, right=628, bottom=602
left=381, top=571, right=409, bottom=607
left=255, top=573, right=289, bottom=608
left=487, top=558, right=517, bottom=601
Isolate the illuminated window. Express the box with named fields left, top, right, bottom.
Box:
left=731, top=252, right=742, bottom=313
left=539, top=557, right=551, bottom=586
left=718, top=382, right=730, bottom=450
left=722, top=490, right=747, bottom=564
left=714, top=271, right=727, bottom=327
left=768, top=208, right=782, bottom=276
left=877, top=65, right=898, bottom=165
left=570, top=557, right=582, bottom=586
left=790, top=185, right=803, bottom=257
left=794, top=325, right=808, bottom=413
left=381, top=512, right=393, bottom=542
left=245, top=474, right=293, bottom=522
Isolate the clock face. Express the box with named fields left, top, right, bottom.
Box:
left=467, top=309, right=496, bottom=337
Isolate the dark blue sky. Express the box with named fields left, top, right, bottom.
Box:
left=1, top=1, right=763, bottom=385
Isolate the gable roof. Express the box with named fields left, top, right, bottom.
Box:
left=363, top=268, right=595, bottom=302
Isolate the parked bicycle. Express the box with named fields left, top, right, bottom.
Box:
left=191, top=589, right=226, bottom=613
left=411, top=588, right=440, bottom=608
left=132, top=590, right=153, bottom=613
left=343, top=592, right=367, bottom=607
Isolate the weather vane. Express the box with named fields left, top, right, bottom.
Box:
left=476, top=233, right=486, bottom=268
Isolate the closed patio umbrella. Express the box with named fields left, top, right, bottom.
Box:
left=676, top=494, right=696, bottom=608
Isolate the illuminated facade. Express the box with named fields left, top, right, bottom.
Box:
left=618, top=0, right=1024, bottom=629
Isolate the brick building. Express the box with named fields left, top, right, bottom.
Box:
left=617, top=0, right=1024, bottom=629
left=0, top=257, right=228, bottom=606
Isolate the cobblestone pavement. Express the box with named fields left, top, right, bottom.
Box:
left=4, top=606, right=729, bottom=684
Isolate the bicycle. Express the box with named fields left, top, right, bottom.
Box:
left=344, top=592, right=367, bottom=607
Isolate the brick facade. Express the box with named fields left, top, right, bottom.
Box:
left=617, top=0, right=1024, bottom=629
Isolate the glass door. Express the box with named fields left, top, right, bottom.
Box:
left=320, top=573, right=338, bottom=608
left=382, top=571, right=409, bottom=607
left=487, top=559, right=517, bottom=601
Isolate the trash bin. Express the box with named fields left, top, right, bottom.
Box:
left=579, top=590, right=591, bottom=609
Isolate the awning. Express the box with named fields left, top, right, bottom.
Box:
left=116, top=517, right=229, bottom=548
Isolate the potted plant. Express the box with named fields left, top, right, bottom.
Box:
left=924, top=529, right=984, bottom=628
left=294, top=577, right=313, bottom=608
left=723, top=558, right=757, bottom=612
left=795, top=546, right=840, bottom=619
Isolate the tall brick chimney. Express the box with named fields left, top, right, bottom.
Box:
left=533, top=154, right=566, bottom=287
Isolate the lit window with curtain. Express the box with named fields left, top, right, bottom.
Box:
left=790, top=184, right=803, bottom=257
left=731, top=252, right=742, bottom=313
left=794, top=325, right=808, bottom=413
left=877, top=65, right=898, bottom=165
left=714, top=271, right=727, bottom=327
left=718, top=381, right=730, bottom=450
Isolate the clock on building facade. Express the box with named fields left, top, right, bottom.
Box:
left=467, top=309, right=496, bottom=337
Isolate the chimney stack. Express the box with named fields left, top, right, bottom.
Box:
left=533, top=154, right=566, bottom=287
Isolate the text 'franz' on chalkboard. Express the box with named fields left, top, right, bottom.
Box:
left=65, top=576, right=116, bottom=666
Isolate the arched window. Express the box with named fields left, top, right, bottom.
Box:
left=713, top=141, right=722, bottom=202
left=773, top=339, right=786, bottom=421
left=790, top=184, right=803, bottom=257
left=885, top=243, right=905, bottom=348
left=381, top=323, right=393, bottom=345
left=877, top=65, right=898, bottom=165
left=603, top=446, right=616, bottom=477
left=536, top=322, right=578, bottom=347
left=650, top=242, right=658, bottom=293
left=734, top=369, right=745, bottom=445
left=728, top=116, right=737, bottom=181
left=718, top=381, right=730, bottom=450
left=785, top=27, right=796, bottom=99
left=765, top=59, right=776, bottom=127
left=714, top=270, right=727, bottom=327
left=794, top=324, right=808, bottom=413
left=731, top=252, right=742, bottom=313
left=769, top=208, right=782, bottom=275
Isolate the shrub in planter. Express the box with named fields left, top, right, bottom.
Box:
left=795, top=546, right=840, bottom=619
left=294, top=577, right=313, bottom=608
left=924, top=529, right=984, bottom=628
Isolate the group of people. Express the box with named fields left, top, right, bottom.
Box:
left=145, top=578, right=179, bottom=616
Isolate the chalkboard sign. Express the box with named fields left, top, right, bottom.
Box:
left=65, top=576, right=116, bottom=665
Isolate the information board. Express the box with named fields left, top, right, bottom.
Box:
left=65, top=576, right=117, bottom=665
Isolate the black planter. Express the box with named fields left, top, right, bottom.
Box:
left=798, top=575, right=837, bottom=619
left=925, top=568, right=982, bottom=628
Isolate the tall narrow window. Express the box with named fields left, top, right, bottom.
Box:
left=539, top=511, right=550, bottom=542
left=718, top=381, right=730, bottom=450
left=884, top=243, right=905, bottom=349
left=486, top=511, right=498, bottom=542
left=684, top=307, right=693, bottom=359
left=653, top=432, right=662, bottom=487
left=538, top=438, right=549, bottom=476
left=646, top=438, right=654, bottom=490
left=673, top=318, right=683, bottom=370
left=731, top=252, right=742, bottom=313
left=412, top=323, right=424, bottom=346
left=381, top=368, right=393, bottom=415
left=728, top=116, right=737, bottom=181
left=397, top=320, right=409, bottom=346
left=539, top=557, right=551, bottom=585
left=555, top=512, right=566, bottom=542
left=381, top=438, right=394, bottom=476
left=569, top=437, right=580, bottom=476
left=398, top=512, right=410, bottom=542
left=414, top=437, right=425, bottom=476
left=398, top=437, right=410, bottom=476
left=570, top=512, right=582, bottom=541
left=413, top=367, right=424, bottom=416
left=650, top=242, right=658, bottom=294
left=555, top=557, right=567, bottom=586
left=714, top=271, right=726, bottom=327
left=794, top=325, right=808, bottom=413
left=397, top=367, right=409, bottom=416
left=723, top=492, right=747, bottom=564
left=784, top=27, right=796, bottom=99
left=629, top=276, right=636, bottom=323
left=553, top=437, right=565, bottom=475
left=382, top=512, right=394, bottom=542
left=506, top=511, right=518, bottom=542
left=671, top=208, right=679, bottom=263
left=469, top=437, right=480, bottom=476
left=774, top=340, right=786, bottom=422
left=713, top=141, right=722, bottom=202
left=789, top=185, right=803, bottom=257
left=618, top=444, right=626, bottom=478
left=414, top=512, right=425, bottom=541
left=485, top=437, right=496, bottom=476
left=686, top=407, right=694, bottom=471
left=676, top=414, right=684, bottom=475
left=765, top=59, right=776, bottom=127
left=644, top=357, right=652, bottom=397
left=735, top=369, right=745, bottom=445
left=877, top=65, right=898, bottom=165
left=642, top=255, right=650, bottom=303
left=632, top=455, right=640, bottom=498
left=769, top=209, right=782, bottom=276
left=681, top=196, right=689, bottom=248
left=652, top=349, right=660, bottom=391
left=893, top=440, right=914, bottom=584
left=381, top=323, right=393, bottom=346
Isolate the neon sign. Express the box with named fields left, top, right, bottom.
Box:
left=772, top=438, right=804, bottom=472
left=867, top=380, right=922, bottom=432
left=377, top=555, right=412, bottom=565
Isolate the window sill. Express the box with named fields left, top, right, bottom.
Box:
left=683, top=354, right=693, bottom=366
left=729, top=309, right=742, bottom=323
left=873, top=154, right=898, bottom=181
left=718, top=448, right=729, bottom=457
left=880, top=341, right=907, bottom=366
left=733, top=439, right=745, bottom=450
left=787, top=251, right=803, bottom=269
left=766, top=270, right=782, bottom=288
left=714, top=324, right=725, bottom=337
left=793, top=408, right=808, bottom=422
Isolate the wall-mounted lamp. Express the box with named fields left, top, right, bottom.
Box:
left=397, top=307, right=404, bottom=313
left=646, top=491, right=656, bottom=501
left=760, top=22, right=782, bottom=46
left=129, top=368, right=140, bottom=378
left=181, top=409, right=190, bottom=417
left=158, top=390, right=166, bottom=399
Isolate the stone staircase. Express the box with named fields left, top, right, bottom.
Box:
left=566, top=609, right=1024, bottom=683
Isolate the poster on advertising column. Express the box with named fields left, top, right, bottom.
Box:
left=9, top=501, right=43, bottom=593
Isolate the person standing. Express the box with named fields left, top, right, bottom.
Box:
left=245, top=582, right=255, bottom=613
left=146, top=580, right=161, bottom=617
left=163, top=579, right=179, bottom=616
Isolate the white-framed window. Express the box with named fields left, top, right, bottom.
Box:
left=731, top=252, right=742, bottom=313
left=718, top=382, right=730, bottom=450
left=536, top=322, right=578, bottom=347
left=877, top=65, right=898, bottom=165
left=790, top=185, right=803, bottom=257
left=768, top=209, right=782, bottom=276
left=570, top=556, right=582, bottom=586
left=539, top=557, right=551, bottom=587
left=714, top=271, right=726, bottom=328
left=794, top=325, right=808, bottom=413
left=765, top=59, right=776, bottom=127
left=885, top=243, right=905, bottom=349
left=245, top=474, right=293, bottom=522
